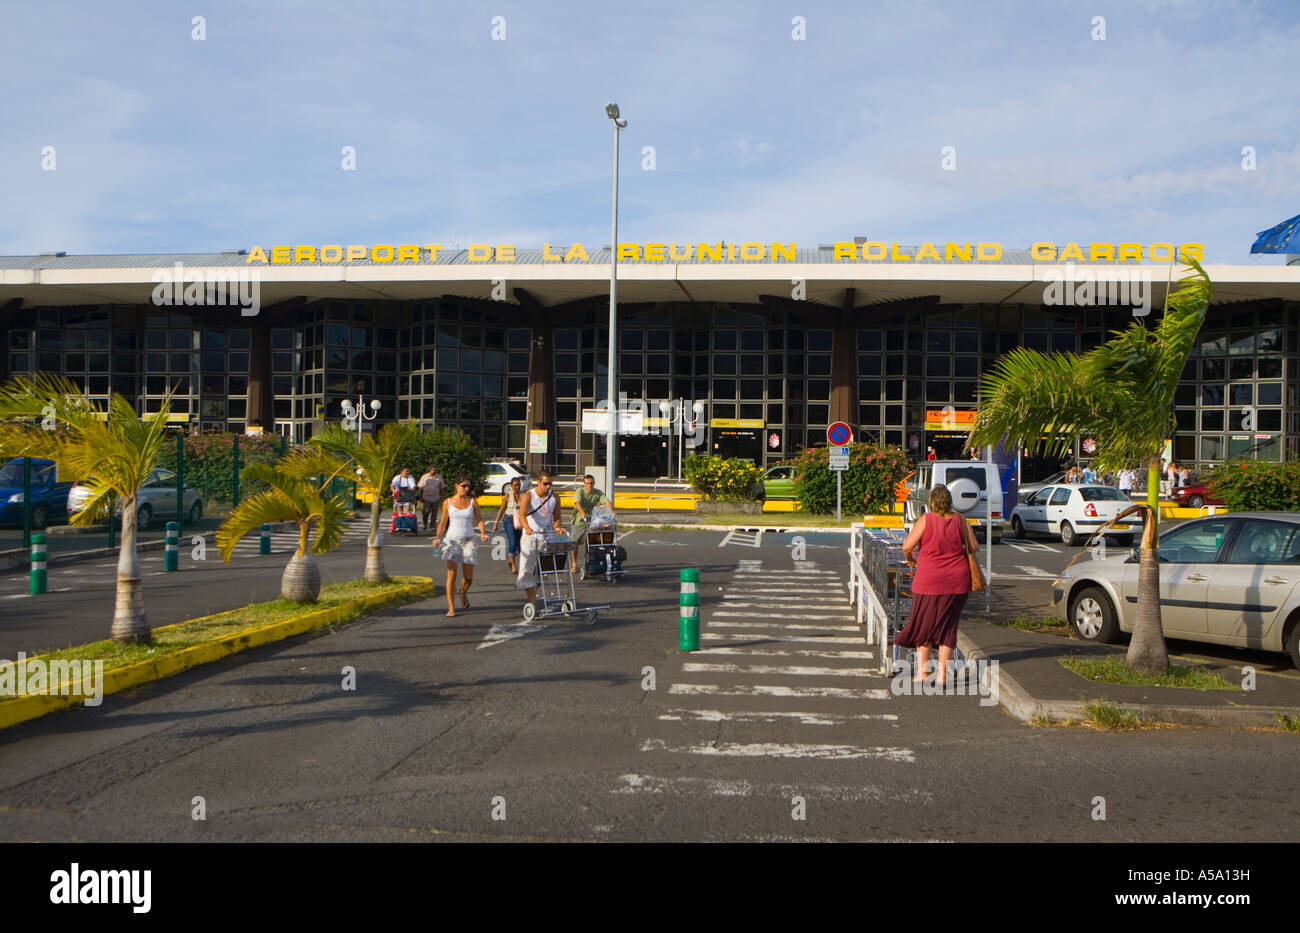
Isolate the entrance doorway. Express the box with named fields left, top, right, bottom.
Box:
left=713, top=428, right=762, bottom=465
left=928, top=432, right=971, bottom=460
left=620, top=434, right=670, bottom=478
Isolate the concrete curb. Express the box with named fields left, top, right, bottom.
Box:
left=0, top=576, right=435, bottom=730
left=957, top=630, right=1300, bottom=729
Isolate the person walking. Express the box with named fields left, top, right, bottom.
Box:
left=569, top=474, right=616, bottom=575
left=432, top=475, right=488, bottom=617
left=897, top=484, right=979, bottom=685
left=492, top=475, right=523, bottom=573
left=1118, top=467, right=1136, bottom=498
left=418, top=465, right=444, bottom=533
left=516, top=472, right=564, bottom=612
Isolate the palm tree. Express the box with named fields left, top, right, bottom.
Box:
left=308, top=422, right=418, bottom=583
left=0, top=375, right=178, bottom=644
left=968, top=259, right=1212, bottom=674
left=215, top=448, right=353, bottom=602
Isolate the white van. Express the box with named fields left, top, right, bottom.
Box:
left=904, top=461, right=1005, bottom=542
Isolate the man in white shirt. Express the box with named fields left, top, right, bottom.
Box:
left=391, top=467, right=417, bottom=500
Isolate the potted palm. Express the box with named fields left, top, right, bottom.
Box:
left=215, top=448, right=353, bottom=602
left=0, top=375, right=179, bottom=644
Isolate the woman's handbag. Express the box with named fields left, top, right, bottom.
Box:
left=965, top=524, right=986, bottom=591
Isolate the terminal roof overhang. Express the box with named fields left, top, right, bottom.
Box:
left=2, top=251, right=1298, bottom=309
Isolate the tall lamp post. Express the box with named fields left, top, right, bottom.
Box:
left=341, top=396, right=380, bottom=442
left=605, top=102, right=627, bottom=504
left=659, top=399, right=704, bottom=480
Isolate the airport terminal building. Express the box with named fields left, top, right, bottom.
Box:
left=2, top=242, right=1298, bottom=479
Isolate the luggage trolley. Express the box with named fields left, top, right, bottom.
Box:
left=578, top=504, right=626, bottom=583
left=522, top=534, right=609, bottom=624
left=391, top=487, right=419, bottom=535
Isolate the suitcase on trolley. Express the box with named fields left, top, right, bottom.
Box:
left=391, top=491, right=419, bottom=535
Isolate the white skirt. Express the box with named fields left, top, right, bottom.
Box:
left=439, top=537, right=477, bottom=565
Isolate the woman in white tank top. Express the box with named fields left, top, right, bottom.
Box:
left=433, top=475, right=488, bottom=617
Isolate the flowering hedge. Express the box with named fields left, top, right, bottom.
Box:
left=683, top=454, right=763, bottom=501
left=792, top=442, right=911, bottom=514
left=1208, top=460, right=1300, bottom=513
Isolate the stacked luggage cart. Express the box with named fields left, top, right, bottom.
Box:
left=853, top=528, right=915, bottom=673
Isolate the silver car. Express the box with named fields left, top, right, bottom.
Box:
left=1051, top=513, right=1300, bottom=669
left=67, top=468, right=204, bottom=530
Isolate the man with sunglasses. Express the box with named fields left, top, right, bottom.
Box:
left=515, top=471, right=565, bottom=611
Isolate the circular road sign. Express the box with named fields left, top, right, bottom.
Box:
left=827, top=422, right=852, bottom=446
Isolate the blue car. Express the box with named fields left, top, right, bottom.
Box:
left=0, top=458, right=75, bottom=529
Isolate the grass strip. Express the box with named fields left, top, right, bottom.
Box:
left=1061, top=656, right=1236, bottom=691
left=1083, top=700, right=1144, bottom=730
left=4, top=577, right=429, bottom=675
left=975, top=613, right=1068, bottom=634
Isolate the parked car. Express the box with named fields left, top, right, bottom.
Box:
left=753, top=464, right=796, bottom=500
left=1051, top=513, right=1300, bottom=669
left=904, top=460, right=1004, bottom=541
left=1016, top=470, right=1070, bottom=504
left=0, top=457, right=75, bottom=528
left=1009, top=483, right=1137, bottom=547
left=483, top=459, right=530, bottom=495
left=1172, top=482, right=1223, bottom=509
left=67, top=468, right=203, bottom=530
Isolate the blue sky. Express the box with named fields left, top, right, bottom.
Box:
left=2, top=0, right=1297, bottom=262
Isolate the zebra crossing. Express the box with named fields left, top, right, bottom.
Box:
left=638, top=557, right=910, bottom=760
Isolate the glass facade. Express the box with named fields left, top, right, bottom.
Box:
left=5, top=296, right=1298, bottom=475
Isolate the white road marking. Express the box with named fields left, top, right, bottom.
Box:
left=641, top=539, right=687, bottom=547
left=641, top=739, right=914, bottom=761
left=722, top=594, right=844, bottom=602
left=657, top=708, right=898, bottom=725
left=612, top=774, right=931, bottom=804
left=708, top=621, right=859, bottom=631
left=692, top=647, right=874, bottom=659
left=1004, top=540, right=1060, bottom=553
left=1015, top=564, right=1054, bottom=577
left=668, top=683, right=889, bottom=699
left=477, top=622, right=546, bottom=649
left=683, top=662, right=876, bottom=677
left=701, top=633, right=863, bottom=644
left=716, top=606, right=850, bottom=616
left=720, top=530, right=763, bottom=548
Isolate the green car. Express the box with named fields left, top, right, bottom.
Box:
left=757, top=465, right=797, bottom=499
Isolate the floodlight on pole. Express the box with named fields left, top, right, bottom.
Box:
left=606, top=102, right=626, bottom=501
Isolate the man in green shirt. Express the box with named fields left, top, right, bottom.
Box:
left=571, top=474, right=616, bottom=574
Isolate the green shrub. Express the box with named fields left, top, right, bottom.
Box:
left=683, top=454, right=763, bottom=501
left=1208, top=460, right=1300, bottom=512
left=162, top=433, right=285, bottom=503
left=398, top=427, right=490, bottom=497
left=792, top=442, right=911, bottom=514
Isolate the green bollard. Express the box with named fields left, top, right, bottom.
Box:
left=30, top=533, right=47, bottom=595
left=679, top=568, right=700, bottom=651
left=260, top=523, right=271, bottom=554
left=164, top=522, right=179, bottom=571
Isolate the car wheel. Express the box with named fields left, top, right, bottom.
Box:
left=1286, top=616, right=1300, bottom=671
left=1070, top=586, right=1120, bottom=643
left=188, top=500, right=203, bottom=523
left=30, top=504, right=48, bottom=529
left=1059, top=520, right=1077, bottom=547
left=137, top=504, right=153, bottom=531
left=1187, top=494, right=1204, bottom=508
left=1011, top=516, right=1025, bottom=539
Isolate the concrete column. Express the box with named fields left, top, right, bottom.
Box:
left=829, top=288, right=857, bottom=429
left=246, top=321, right=274, bottom=433
left=515, top=289, right=553, bottom=473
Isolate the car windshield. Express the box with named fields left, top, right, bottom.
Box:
left=0, top=462, right=35, bottom=484
left=1080, top=487, right=1129, bottom=501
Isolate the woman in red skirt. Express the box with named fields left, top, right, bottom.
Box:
left=897, top=484, right=979, bottom=684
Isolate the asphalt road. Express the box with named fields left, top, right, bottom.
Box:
left=2, top=525, right=1299, bottom=842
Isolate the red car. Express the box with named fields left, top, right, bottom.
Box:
left=1172, top=483, right=1223, bottom=509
